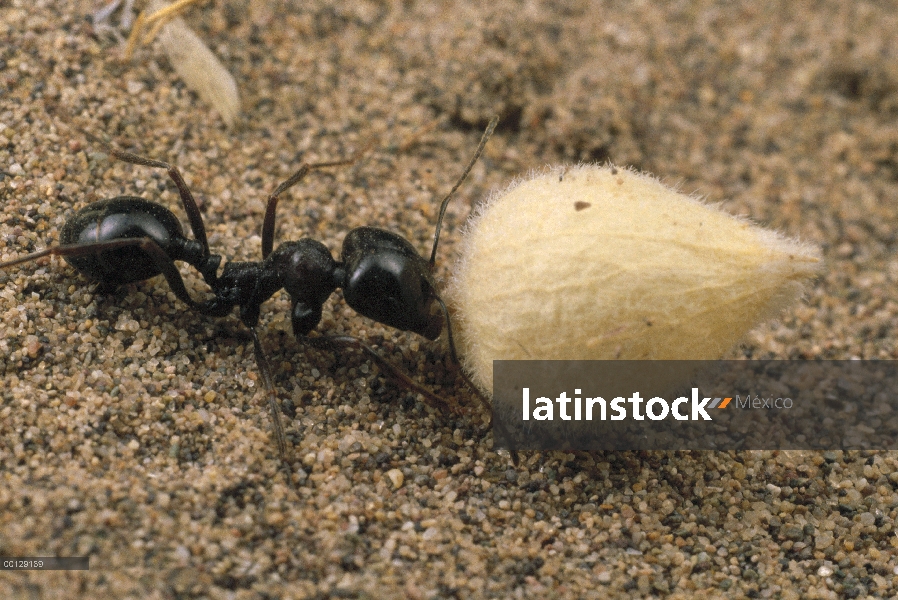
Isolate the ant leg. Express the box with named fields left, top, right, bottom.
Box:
left=433, top=295, right=519, bottom=465
left=122, top=7, right=146, bottom=60
left=261, top=160, right=354, bottom=259
left=305, top=334, right=452, bottom=413
left=433, top=295, right=491, bottom=413
left=248, top=326, right=289, bottom=462
left=319, top=331, right=523, bottom=468
left=85, top=133, right=210, bottom=257
left=0, top=238, right=209, bottom=311
left=429, top=116, right=498, bottom=267
left=124, top=0, right=206, bottom=60
left=0, top=246, right=65, bottom=270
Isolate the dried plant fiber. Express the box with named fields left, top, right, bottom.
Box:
left=151, top=0, right=241, bottom=126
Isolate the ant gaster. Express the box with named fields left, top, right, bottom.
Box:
left=0, top=118, right=498, bottom=462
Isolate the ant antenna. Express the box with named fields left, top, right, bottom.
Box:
left=429, top=117, right=499, bottom=267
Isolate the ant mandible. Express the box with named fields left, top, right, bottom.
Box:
left=0, top=118, right=498, bottom=463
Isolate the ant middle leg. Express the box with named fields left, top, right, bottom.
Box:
left=304, top=334, right=454, bottom=413
left=261, top=160, right=355, bottom=259
left=248, top=327, right=290, bottom=462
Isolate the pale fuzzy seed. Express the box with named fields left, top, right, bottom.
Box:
left=151, top=0, right=241, bottom=126
left=447, top=164, right=821, bottom=393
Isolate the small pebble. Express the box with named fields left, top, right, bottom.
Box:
left=386, top=468, right=404, bottom=489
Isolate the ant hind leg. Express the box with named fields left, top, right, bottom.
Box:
left=0, top=238, right=209, bottom=312
left=83, top=133, right=211, bottom=256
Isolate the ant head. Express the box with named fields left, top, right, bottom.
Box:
left=335, top=117, right=498, bottom=341
left=340, top=227, right=443, bottom=340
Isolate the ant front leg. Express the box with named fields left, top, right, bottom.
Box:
left=432, top=295, right=492, bottom=415
left=435, top=284, right=520, bottom=464
left=306, top=334, right=451, bottom=413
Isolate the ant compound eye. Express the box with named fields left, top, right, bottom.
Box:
left=342, top=227, right=443, bottom=339
left=446, top=164, right=822, bottom=393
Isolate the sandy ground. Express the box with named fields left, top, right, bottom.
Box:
left=2, top=0, right=898, bottom=598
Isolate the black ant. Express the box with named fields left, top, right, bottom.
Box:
left=0, top=118, right=498, bottom=463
